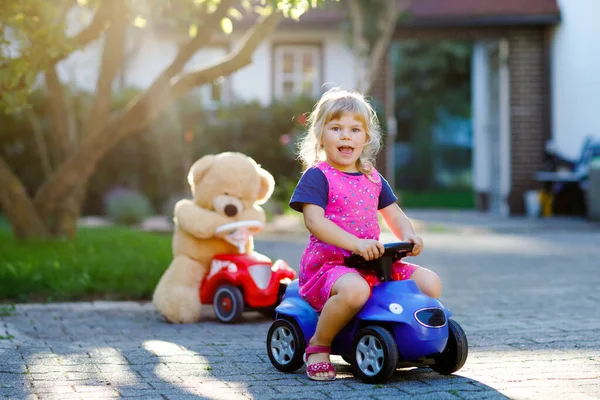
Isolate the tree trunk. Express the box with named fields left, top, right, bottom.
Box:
left=0, top=158, right=49, bottom=240
left=49, top=183, right=88, bottom=238
left=348, top=0, right=411, bottom=94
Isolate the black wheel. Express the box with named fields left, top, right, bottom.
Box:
left=266, top=319, right=305, bottom=372
left=213, top=285, right=244, bottom=323
left=352, top=326, right=398, bottom=383
left=431, top=319, right=468, bottom=375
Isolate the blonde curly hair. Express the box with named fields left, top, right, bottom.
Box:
left=297, top=87, right=382, bottom=177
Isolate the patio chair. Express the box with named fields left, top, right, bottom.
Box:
left=534, top=136, right=600, bottom=215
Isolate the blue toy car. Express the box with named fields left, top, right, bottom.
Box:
left=266, top=242, right=468, bottom=383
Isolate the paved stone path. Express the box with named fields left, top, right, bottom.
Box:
left=1, top=222, right=600, bottom=399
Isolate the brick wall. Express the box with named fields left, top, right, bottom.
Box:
left=506, top=28, right=550, bottom=214
left=371, top=25, right=552, bottom=214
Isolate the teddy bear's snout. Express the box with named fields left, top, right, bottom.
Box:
left=224, top=204, right=238, bottom=217
left=213, top=195, right=244, bottom=218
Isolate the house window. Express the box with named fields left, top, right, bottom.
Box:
left=274, top=45, right=321, bottom=99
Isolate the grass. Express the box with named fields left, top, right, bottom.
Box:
left=397, top=189, right=475, bottom=209
left=0, top=225, right=172, bottom=303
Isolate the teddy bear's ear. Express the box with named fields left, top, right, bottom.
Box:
left=187, top=155, right=216, bottom=191
left=256, top=167, right=275, bottom=205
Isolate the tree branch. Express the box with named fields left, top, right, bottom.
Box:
left=44, top=66, right=74, bottom=158
left=83, top=0, right=127, bottom=137
left=2, top=1, right=112, bottom=98
left=78, top=0, right=235, bottom=142
left=162, top=0, right=235, bottom=81
left=23, top=107, right=53, bottom=179
left=123, top=9, right=283, bottom=135
left=68, top=1, right=112, bottom=51
left=170, top=11, right=283, bottom=101
left=57, top=0, right=78, bottom=26
left=365, top=0, right=410, bottom=95
left=349, top=0, right=369, bottom=92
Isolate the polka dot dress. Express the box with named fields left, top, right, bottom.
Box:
left=298, top=162, right=419, bottom=311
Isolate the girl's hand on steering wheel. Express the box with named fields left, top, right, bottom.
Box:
left=404, top=234, right=423, bottom=256
left=353, top=239, right=385, bottom=261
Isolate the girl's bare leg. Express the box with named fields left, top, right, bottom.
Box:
left=307, top=273, right=370, bottom=379
left=411, top=267, right=442, bottom=298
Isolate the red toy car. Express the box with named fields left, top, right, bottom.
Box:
left=199, top=220, right=296, bottom=323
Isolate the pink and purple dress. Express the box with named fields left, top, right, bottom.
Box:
left=292, top=161, right=419, bottom=311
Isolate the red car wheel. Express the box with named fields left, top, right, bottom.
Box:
left=213, top=285, right=244, bottom=323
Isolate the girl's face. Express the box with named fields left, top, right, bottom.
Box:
left=321, top=112, right=367, bottom=172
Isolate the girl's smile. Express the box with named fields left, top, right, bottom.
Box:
left=322, top=112, right=367, bottom=172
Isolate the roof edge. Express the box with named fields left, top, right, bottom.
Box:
left=399, top=14, right=561, bottom=28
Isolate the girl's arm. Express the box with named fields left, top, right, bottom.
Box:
left=379, top=203, right=423, bottom=256
left=303, top=204, right=384, bottom=260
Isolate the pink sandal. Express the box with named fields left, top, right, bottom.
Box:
left=303, top=344, right=336, bottom=381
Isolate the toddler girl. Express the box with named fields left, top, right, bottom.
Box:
left=289, top=87, right=442, bottom=381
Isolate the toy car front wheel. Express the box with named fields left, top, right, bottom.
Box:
left=266, top=319, right=305, bottom=372
left=352, top=326, right=398, bottom=384
left=213, top=285, right=244, bottom=323
left=430, top=319, right=468, bottom=375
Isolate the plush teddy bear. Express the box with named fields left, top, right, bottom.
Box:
left=152, top=152, right=275, bottom=323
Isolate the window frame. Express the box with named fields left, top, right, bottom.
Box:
left=272, top=44, right=322, bottom=99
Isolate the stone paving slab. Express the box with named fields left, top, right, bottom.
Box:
left=1, top=228, right=600, bottom=399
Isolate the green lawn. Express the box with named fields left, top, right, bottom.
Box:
left=0, top=225, right=172, bottom=303
left=397, top=189, right=475, bottom=209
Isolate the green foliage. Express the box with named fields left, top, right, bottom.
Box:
left=103, top=187, right=154, bottom=226
left=393, top=40, right=473, bottom=190
left=0, top=227, right=172, bottom=302
left=394, top=40, right=472, bottom=123
left=340, top=0, right=395, bottom=53
left=0, top=0, right=335, bottom=112
left=194, top=96, right=315, bottom=184
left=0, top=0, right=81, bottom=113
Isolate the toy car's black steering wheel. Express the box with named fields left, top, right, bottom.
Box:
left=344, top=242, right=414, bottom=282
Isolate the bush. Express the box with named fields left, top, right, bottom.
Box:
left=103, top=187, right=154, bottom=225
left=193, top=96, right=315, bottom=185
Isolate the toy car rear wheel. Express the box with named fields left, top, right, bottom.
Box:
left=352, top=326, right=398, bottom=384
left=266, top=319, right=305, bottom=372
left=213, top=285, right=244, bottom=323
left=431, top=319, right=468, bottom=375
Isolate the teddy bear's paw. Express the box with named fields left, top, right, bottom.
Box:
left=160, top=305, right=202, bottom=324
left=153, top=288, right=202, bottom=324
